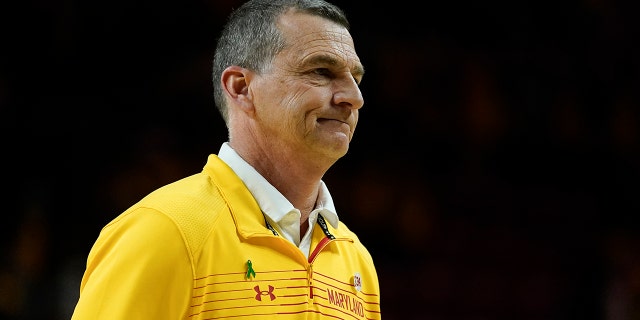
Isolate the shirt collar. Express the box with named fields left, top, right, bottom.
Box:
left=217, top=142, right=339, bottom=228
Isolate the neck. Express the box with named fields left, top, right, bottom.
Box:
left=229, top=140, right=330, bottom=221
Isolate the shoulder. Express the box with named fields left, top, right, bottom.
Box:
left=104, top=171, right=230, bottom=257
left=332, top=220, right=376, bottom=263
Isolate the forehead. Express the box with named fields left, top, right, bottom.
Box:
left=276, top=11, right=362, bottom=71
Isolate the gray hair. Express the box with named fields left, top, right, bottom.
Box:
left=212, top=0, right=351, bottom=124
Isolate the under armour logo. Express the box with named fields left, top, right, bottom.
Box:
left=254, top=285, right=276, bottom=301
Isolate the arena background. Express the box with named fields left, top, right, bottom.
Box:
left=3, top=0, right=639, bottom=319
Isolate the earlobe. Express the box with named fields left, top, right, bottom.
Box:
left=221, top=66, right=254, bottom=112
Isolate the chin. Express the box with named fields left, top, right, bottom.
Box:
left=327, top=140, right=350, bottom=159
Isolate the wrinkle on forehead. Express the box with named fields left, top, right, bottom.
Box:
left=276, top=12, right=362, bottom=75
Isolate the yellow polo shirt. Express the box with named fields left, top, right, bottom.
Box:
left=72, top=154, right=381, bottom=319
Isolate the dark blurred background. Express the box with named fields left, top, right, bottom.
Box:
left=2, top=0, right=639, bottom=319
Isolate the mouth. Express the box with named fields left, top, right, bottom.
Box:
left=318, top=117, right=346, bottom=124
left=317, top=118, right=351, bottom=135
left=317, top=118, right=349, bottom=127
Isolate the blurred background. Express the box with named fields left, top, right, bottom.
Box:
left=2, top=0, right=639, bottom=319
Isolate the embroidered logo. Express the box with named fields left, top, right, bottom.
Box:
left=353, top=272, right=362, bottom=292
left=254, top=285, right=276, bottom=301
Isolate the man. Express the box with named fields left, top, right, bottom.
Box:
left=71, top=0, right=381, bottom=319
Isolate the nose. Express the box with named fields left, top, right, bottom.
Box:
left=333, top=75, right=364, bottom=110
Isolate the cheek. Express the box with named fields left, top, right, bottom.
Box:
left=257, top=79, right=321, bottom=130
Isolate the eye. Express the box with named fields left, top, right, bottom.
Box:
left=313, top=68, right=332, bottom=77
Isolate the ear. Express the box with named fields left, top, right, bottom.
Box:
left=221, top=66, right=254, bottom=113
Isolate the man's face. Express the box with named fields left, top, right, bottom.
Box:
left=249, top=11, right=365, bottom=162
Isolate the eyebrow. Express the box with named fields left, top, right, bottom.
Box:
left=305, top=54, right=365, bottom=78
